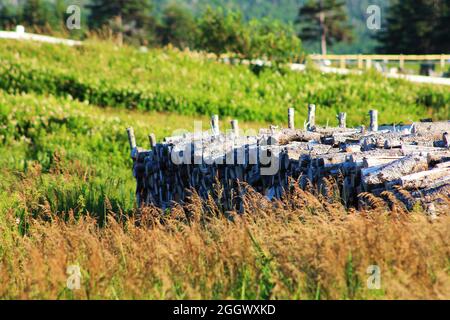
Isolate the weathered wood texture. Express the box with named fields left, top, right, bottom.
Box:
left=129, top=119, right=450, bottom=210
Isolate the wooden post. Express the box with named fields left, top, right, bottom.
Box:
left=126, top=127, right=136, bottom=150
left=149, top=133, right=156, bottom=149
left=369, top=110, right=378, bottom=132
left=357, top=55, right=363, bottom=69
left=440, top=54, right=446, bottom=70
left=231, top=119, right=239, bottom=137
left=340, top=57, right=346, bottom=69
left=399, top=55, right=405, bottom=70
left=211, top=114, right=220, bottom=136
left=307, top=104, right=316, bottom=131
left=443, top=132, right=449, bottom=148
left=288, top=107, right=295, bottom=130
left=366, top=58, right=372, bottom=70
left=337, top=112, right=347, bottom=129
left=360, top=125, right=366, bottom=135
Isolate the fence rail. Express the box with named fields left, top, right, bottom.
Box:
left=0, top=25, right=81, bottom=46
left=310, top=54, right=450, bottom=69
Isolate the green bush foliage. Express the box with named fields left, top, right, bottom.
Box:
left=0, top=40, right=448, bottom=128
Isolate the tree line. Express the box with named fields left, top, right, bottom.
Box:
left=297, top=0, right=450, bottom=55
left=0, top=0, right=449, bottom=57
left=0, top=0, right=302, bottom=63
left=376, top=0, right=450, bottom=54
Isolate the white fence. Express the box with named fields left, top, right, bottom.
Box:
left=0, top=25, right=82, bottom=46
left=2, top=26, right=448, bottom=86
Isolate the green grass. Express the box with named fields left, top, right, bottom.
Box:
left=0, top=40, right=448, bottom=300
left=0, top=90, right=263, bottom=219
left=0, top=40, right=448, bottom=128
left=0, top=39, right=448, bottom=223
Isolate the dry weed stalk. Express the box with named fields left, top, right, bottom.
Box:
left=0, top=187, right=448, bottom=300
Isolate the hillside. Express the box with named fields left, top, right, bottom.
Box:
left=0, top=40, right=448, bottom=128
left=152, top=0, right=391, bottom=53
left=1, top=91, right=448, bottom=300
left=0, top=39, right=449, bottom=300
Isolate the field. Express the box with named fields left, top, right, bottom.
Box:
left=0, top=40, right=449, bottom=300
left=1, top=41, right=449, bottom=126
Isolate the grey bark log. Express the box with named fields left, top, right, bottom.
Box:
left=307, top=104, right=316, bottom=131
left=362, top=155, right=429, bottom=186
left=369, top=110, right=378, bottom=132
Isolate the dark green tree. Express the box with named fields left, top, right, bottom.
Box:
left=52, top=0, right=66, bottom=31
left=296, top=0, right=352, bottom=54
left=435, top=0, right=450, bottom=53
left=88, top=0, right=155, bottom=45
left=377, top=0, right=450, bottom=54
left=197, top=7, right=247, bottom=56
left=0, top=0, right=19, bottom=29
left=157, top=3, right=197, bottom=49
left=249, top=19, right=302, bottom=64
left=22, top=0, right=53, bottom=30
left=196, top=7, right=303, bottom=65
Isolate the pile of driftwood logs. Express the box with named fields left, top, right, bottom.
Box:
left=127, top=107, right=450, bottom=213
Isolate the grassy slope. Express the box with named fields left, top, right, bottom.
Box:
left=0, top=91, right=263, bottom=220
left=1, top=175, right=449, bottom=299
left=0, top=40, right=449, bottom=300
left=0, top=40, right=448, bottom=127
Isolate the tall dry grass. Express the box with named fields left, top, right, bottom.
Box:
left=0, top=183, right=449, bottom=300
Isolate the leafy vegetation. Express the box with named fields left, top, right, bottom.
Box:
left=0, top=39, right=448, bottom=300
left=1, top=168, right=449, bottom=299
left=377, top=0, right=450, bottom=54
left=0, top=89, right=263, bottom=220
left=196, top=8, right=302, bottom=62
left=297, top=0, right=352, bottom=55
left=0, top=90, right=448, bottom=299
left=0, top=41, right=448, bottom=128
left=0, top=1, right=303, bottom=62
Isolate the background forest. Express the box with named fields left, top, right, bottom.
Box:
left=1, top=0, right=449, bottom=55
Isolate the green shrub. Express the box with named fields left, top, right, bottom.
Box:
left=0, top=40, right=448, bottom=127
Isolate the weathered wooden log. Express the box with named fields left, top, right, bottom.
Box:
left=342, top=144, right=361, bottom=153
left=401, top=145, right=448, bottom=154
left=434, top=132, right=450, bottom=148
left=363, top=156, right=402, bottom=168
left=384, top=139, right=402, bottom=149
left=307, top=104, right=316, bottom=131
left=444, top=132, right=450, bottom=148
left=427, top=151, right=450, bottom=164
left=321, top=136, right=336, bottom=146
left=362, top=155, right=429, bottom=188
left=411, top=121, right=450, bottom=135
left=369, top=110, right=378, bottom=132
left=411, top=181, right=450, bottom=202
left=211, top=114, right=220, bottom=136
left=129, top=116, right=450, bottom=211
left=231, top=119, right=239, bottom=137
left=276, top=130, right=322, bottom=145
left=148, top=133, right=156, bottom=149
left=361, top=137, right=377, bottom=151
left=288, top=108, right=295, bottom=130
left=386, top=169, right=450, bottom=190
left=126, top=127, right=136, bottom=150
left=337, top=112, right=347, bottom=129
left=318, top=128, right=359, bottom=136
left=434, top=161, right=450, bottom=169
